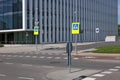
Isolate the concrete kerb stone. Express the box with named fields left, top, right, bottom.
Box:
left=46, top=68, right=101, bottom=80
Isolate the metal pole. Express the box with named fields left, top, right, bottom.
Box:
left=35, top=35, right=38, bottom=51
left=68, top=43, right=71, bottom=73
left=75, top=35, right=77, bottom=54
left=35, top=0, right=38, bottom=53
left=69, top=52, right=71, bottom=73
left=75, top=0, right=77, bottom=54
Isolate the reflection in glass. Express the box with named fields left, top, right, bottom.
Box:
left=0, top=0, right=22, bottom=30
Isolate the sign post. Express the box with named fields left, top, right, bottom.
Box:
left=96, top=28, right=100, bottom=41
left=72, top=22, right=80, bottom=54
left=34, top=26, right=39, bottom=51
left=25, top=32, right=29, bottom=44
left=66, top=42, right=73, bottom=73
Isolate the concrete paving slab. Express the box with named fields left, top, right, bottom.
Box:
left=47, top=68, right=101, bottom=80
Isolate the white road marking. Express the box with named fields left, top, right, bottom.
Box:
left=64, top=57, right=68, bottom=59
left=4, top=62, right=14, bottom=65
left=64, top=57, right=68, bottom=60
left=13, top=55, right=17, bottom=57
left=73, top=57, right=79, bottom=60
left=82, top=77, right=96, bottom=80
left=46, top=57, right=52, bottom=59
left=0, top=74, right=6, bottom=77
left=115, top=66, right=120, bottom=69
left=63, top=54, right=67, bottom=55
left=41, top=66, right=55, bottom=68
left=18, top=77, right=34, bottom=80
left=84, top=56, right=96, bottom=59
left=55, top=57, right=61, bottom=59
left=2, top=55, right=6, bottom=57
left=26, top=56, right=31, bottom=58
left=19, top=56, right=23, bottom=57
left=32, top=56, right=37, bottom=58
left=109, top=69, right=119, bottom=71
left=39, top=56, right=45, bottom=59
left=92, top=74, right=105, bottom=77
left=7, top=55, right=12, bottom=57
left=101, top=71, right=112, bottom=74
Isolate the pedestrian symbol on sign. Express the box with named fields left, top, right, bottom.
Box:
left=72, top=22, right=80, bottom=34
left=73, top=24, right=79, bottom=30
left=34, top=26, right=39, bottom=35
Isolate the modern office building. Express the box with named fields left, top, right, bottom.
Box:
left=0, top=0, right=118, bottom=44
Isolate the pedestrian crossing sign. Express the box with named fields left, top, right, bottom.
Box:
left=72, top=22, right=80, bottom=34
left=34, top=26, right=39, bottom=35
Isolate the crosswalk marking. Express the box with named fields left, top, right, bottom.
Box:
left=7, top=55, right=12, bottom=57
left=13, top=55, right=17, bottom=57
left=92, top=74, right=105, bottom=77
left=101, top=71, right=112, bottom=74
left=73, top=57, right=79, bottom=60
left=32, top=56, right=37, bottom=58
left=115, top=66, right=120, bottom=69
left=18, top=77, right=34, bottom=80
left=46, top=57, right=52, bottom=59
left=82, top=77, right=96, bottom=80
left=26, top=56, right=31, bottom=58
left=109, top=69, right=119, bottom=71
left=19, top=56, right=23, bottom=57
left=2, top=55, right=6, bottom=57
left=4, top=62, right=14, bottom=65
left=39, top=56, right=45, bottom=59
left=55, top=57, right=61, bottom=59
left=0, top=54, right=81, bottom=60
left=0, top=74, right=6, bottom=77
left=63, top=54, right=67, bottom=55
left=64, top=57, right=68, bottom=60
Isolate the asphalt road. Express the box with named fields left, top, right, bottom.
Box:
left=0, top=49, right=119, bottom=69
left=0, top=49, right=120, bottom=80
left=0, top=42, right=120, bottom=80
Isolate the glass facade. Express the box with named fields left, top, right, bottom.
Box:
left=0, top=0, right=118, bottom=44
left=0, top=0, right=22, bottom=30
left=26, top=0, right=118, bottom=43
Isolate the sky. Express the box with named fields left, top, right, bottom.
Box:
left=118, top=0, right=120, bottom=24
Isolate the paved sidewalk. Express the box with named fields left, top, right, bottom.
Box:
left=0, top=42, right=97, bottom=53
left=82, top=66, right=120, bottom=80
left=72, top=49, right=120, bottom=60
left=47, top=68, right=101, bottom=80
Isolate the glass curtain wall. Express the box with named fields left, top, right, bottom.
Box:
left=0, top=0, right=22, bottom=30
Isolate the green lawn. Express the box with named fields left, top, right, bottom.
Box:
left=92, top=46, right=120, bottom=54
